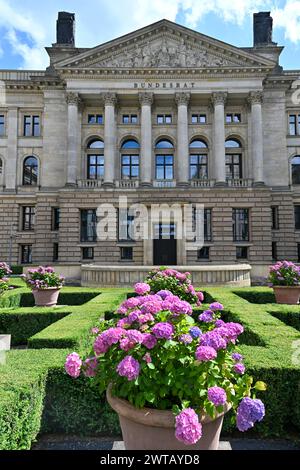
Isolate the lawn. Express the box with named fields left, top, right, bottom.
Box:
left=0, top=281, right=300, bottom=449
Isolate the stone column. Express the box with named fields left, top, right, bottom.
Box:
left=5, top=107, right=18, bottom=190
left=211, top=92, right=227, bottom=186
left=103, top=92, right=117, bottom=187
left=139, top=92, right=153, bottom=187
left=175, top=92, right=190, bottom=187
left=66, top=92, right=81, bottom=186
left=248, top=91, right=264, bottom=186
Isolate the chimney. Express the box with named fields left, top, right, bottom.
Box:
left=253, top=12, right=274, bottom=46
left=56, top=11, right=75, bottom=46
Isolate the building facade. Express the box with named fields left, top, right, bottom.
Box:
left=0, top=12, right=300, bottom=281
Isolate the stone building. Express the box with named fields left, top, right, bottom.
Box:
left=0, top=11, right=299, bottom=284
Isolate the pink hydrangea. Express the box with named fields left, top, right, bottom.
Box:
left=91, top=327, right=99, bottom=335
left=116, top=355, right=140, bottom=381
left=123, top=297, right=141, bottom=310
left=169, top=300, right=193, bottom=316
left=65, top=352, right=82, bottom=378
left=175, top=408, right=202, bottom=445
left=127, top=310, right=140, bottom=323
left=134, top=282, right=151, bottom=295
left=117, top=305, right=128, bottom=315
left=120, top=337, right=135, bottom=351
left=196, top=291, right=204, bottom=302
left=199, top=331, right=227, bottom=350
left=234, top=363, right=246, bottom=375
left=195, top=345, right=217, bottom=362
left=117, top=318, right=131, bottom=328
left=209, top=302, right=224, bottom=311
left=83, top=357, right=98, bottom=377
left=126, top=329, right=144, bottom=344
left=137, top=313, right=154, bottom=324
left=143, top=352, right=152, bottom=363
left=94, top=327, right=125, bottom=355
left=142, top=333, right=157, bottom=349
left=140, top=300, right=163, bottom=315
left=152, top=322, right=174, bottom=340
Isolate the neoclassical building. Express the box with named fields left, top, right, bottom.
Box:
left=0, top=11, right=300, bottom=283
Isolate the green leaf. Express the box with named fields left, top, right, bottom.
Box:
left=147, top=362, right=155, bottom=370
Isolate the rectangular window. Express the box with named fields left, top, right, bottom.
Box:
left=22, top=206, right=35, bottom=231
left=0, top=115, right=5, bottom=136
left=53, top=243, right=59, bottom=262
left=157, top=114, right=172, bottom=124
left=271, top=206, right=279, bottom=230
left=226, top=113, right=241, bottom=123
left=197, top=246, right=210, bottom=260
left=192, top=208, right=212, bottom=242
left=190, top=155, right=208, bottom=179
left=155, top=155, right=174, bottom=180
left=51, top=207, right=60, bottom=231
left=23, top=115, right=40, bottom=137
left=81, top=209, right=97, bottom=242
left=191, top=114, right=207, bottom=124
left=21, top=245, right=32, bottom=264
left=122, top=114, right=138, bottom=124
left=289, top=114, right=297, bottom=135
left=88, top=114, right=103, bottom=124
left=233, top=208, right=249, bottom=242
left=87, top=155, right=104, bottom=179
left=272, top=241, right=277, bottom=261
left=121, top=155, right=139, bottom=179
left=236, top=246, right=248, bottom=259
left=118, top=209, right=135, bottom=241
left=82, top=247, right=94, bottom=260
left=226, top=154, right=242, bottom=179
left=295, top=206, right=300, bottom=230
left=120, top=247, right=133, bottom=261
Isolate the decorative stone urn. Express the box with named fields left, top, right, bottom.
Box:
left=107, top=384, right=231, bottom=450
left=32, top=288, right=61, bottom=307
left=273, top=286, right=300, bottom=305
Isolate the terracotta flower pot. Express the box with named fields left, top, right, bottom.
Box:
left=273, top=286, right=300, bottom=305
left=32, top=287, right=61, bottom=307
left=107, top=384, right=231, bottom=450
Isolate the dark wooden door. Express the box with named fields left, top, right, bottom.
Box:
left=153, top=224, right=177, bottom=265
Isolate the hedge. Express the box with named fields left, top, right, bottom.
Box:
left=204, top=287, right=300, bottom=436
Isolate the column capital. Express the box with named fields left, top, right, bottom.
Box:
left=102, top=92, right=118, bottom=106
left=66, top=92, right=81, bottom=106
left=247, top=90, right=263, bottom=105
left=211, top=92, right=227, bottom=106
left=175, top=92, right=190, bottom=106
left=139, top=92, right=153, bottom=106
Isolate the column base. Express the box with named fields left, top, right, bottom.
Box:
left=252, top=181, right=265, bottom=188
left=102, top=181, right=115, bottom=189
left=214, top=181, right=227, bottom=188
left=140, top=181, right=153, bottom=188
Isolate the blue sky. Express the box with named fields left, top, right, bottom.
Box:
left=0, top=0, right=299, bottom=70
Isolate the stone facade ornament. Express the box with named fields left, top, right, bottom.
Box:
left=138, top=92, right=154, bottom=106
left=102, top=92, right=118, bottom=106
left=247, top=90, right=263, bottom=105
left=211, top=92, right=228, bottom=106
left=66, top=92, right=81, bottom=105
left=175, top=92, right=190, bottom=106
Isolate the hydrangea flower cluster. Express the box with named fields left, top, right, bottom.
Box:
left=0, top=261, right=12, bottom=294
left=21, top=265, right=65, bottom=290
left=65, top=267, right=265, bottom=446
left=268, top=260, right=300, bottom=286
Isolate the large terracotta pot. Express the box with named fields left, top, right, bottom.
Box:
left=107, top=385, right=230, bottom=450
left=32, top=288, right=61, bottom=307
left=273, top=286, right=300, bottom=305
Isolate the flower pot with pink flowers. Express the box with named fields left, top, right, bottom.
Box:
left=65, top=268, right=266, bottom=450
left=22, top=266, right=65, bottom=307
left=268, top=261, right=300, bottom=304
left=0, top=262, right=12, bottom=296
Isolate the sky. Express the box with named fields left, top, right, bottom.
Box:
left=0, top=0, right=299, bottom=71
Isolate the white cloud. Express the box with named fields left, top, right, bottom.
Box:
left=0, top=0, right=299, bottom=69
left=273, top=0, right=300, bottom=43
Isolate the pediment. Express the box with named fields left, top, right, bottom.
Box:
left=55, top=19, right=276, bottom=71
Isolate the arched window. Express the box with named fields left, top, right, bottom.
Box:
left=291, top=156, right=300, bottom=185
left=23, top=156, right=38, bottom=185
left=155, top=139, right=174, bottom=180
left=121, top=139, right=140, bottom=179
left=189, top=139, right=208, bottom=180
left=225, top=138, right=242, bottom=180
left=87, top=139, right=104, bottom=180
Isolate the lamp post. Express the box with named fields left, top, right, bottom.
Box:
left=8, top=223, right=17, bottom=266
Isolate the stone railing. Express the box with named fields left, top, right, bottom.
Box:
left=227, top=178, right=253, bottom=188
left=115, top=180, right=139, bottom=189
left=77, top=179, right=103, bottom=188
left=0, top=70, right=45, bottom=80
left=190, top=179, right=215, bottom=188
left=153, top=180, right=176, bottom=188
left=81, top=264, right=251, bottom=288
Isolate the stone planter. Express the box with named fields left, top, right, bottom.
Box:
left=273, top=286, right=300, bottom=305
left=32, top=288, right=61, bottom=307
left=107, top=385, right=230, bottom=450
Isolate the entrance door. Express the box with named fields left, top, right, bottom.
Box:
left=153, top=223, right=177, bottom=266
